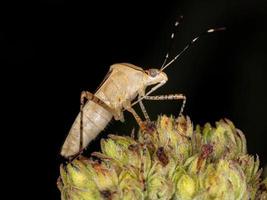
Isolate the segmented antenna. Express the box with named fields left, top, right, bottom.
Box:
left=161, top=15, right=184, bottom=68
left=160, top=27, right=226, bottom=71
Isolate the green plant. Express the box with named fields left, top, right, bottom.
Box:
left=58, top=115, right=267, bottom=200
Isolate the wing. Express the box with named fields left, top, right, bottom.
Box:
left=95, top=63, right=144, bottom=92
left=95, top=67, right=113, bottom=92
left=117, top=63, right=144, bottom=72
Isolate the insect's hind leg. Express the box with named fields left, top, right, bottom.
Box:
left=79, top=91, right=121, bottom=152
left=143, top=93, right=186, bottom=116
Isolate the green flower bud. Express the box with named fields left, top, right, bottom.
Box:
left=119, top=170, right=144, bottom=200
left=199, top=160, right=247, bottom=199
left=58, top=160, right=101, bottom=200
left=101, top=138, right=128, bottom=163
left=201, top=120, right=241, bottom=160
left=237, top=155, right=262, bottom=199
left=147, top=174, right=174, bottom=200
left=83, top=159, right=118, bottom=192
left=176, top=174, right=197, bottom=200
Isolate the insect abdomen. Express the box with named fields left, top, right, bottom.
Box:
left=61, top=101, right=112, bottom=157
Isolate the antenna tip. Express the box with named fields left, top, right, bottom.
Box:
left=215, top=27, right=226, bottom=31
left=175, top=15, right=184, bottom=26
left=207, top=27, right=226, bottom=33
left=192, top=37, right=198, bottom=42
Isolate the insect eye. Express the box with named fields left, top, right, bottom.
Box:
left=148, top=69, right=159, bottom=77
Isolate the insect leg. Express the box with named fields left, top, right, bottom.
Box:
left=144, top=94, right=186, bottom=116
left=131, top=81, right=167, bottom=107
left=124, top=99, right=155, bottom=132
left=138, top=94, right=151, bottom=122
left=123, top=99, right=145, bottom=129
left=81, top=91, right=118, bottom=114
left=126, top=107, right=145, bottom=128
left=81, top=91, right=122, bottom=118
left=79, top=91, right=121, bottom=151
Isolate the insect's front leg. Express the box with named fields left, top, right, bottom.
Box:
left=138, top=94, right=151, bottom=122
left=144, top=93, right=186, bottom=116
left=131, top=81, right=166, bottom=107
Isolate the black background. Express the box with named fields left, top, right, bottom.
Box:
left=2, top=0, right=267, bottom=199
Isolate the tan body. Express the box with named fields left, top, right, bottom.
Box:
left=60, top=26, right=223, bottom=158
left=61, top=63, right=167, bottom=157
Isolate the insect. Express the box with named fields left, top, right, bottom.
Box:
left=60, top=19, right=225, bottom=158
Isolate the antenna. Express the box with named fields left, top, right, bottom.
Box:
left=161, top=15, right=184, bottom=68
left=160, top=27, right=226, bottom=72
